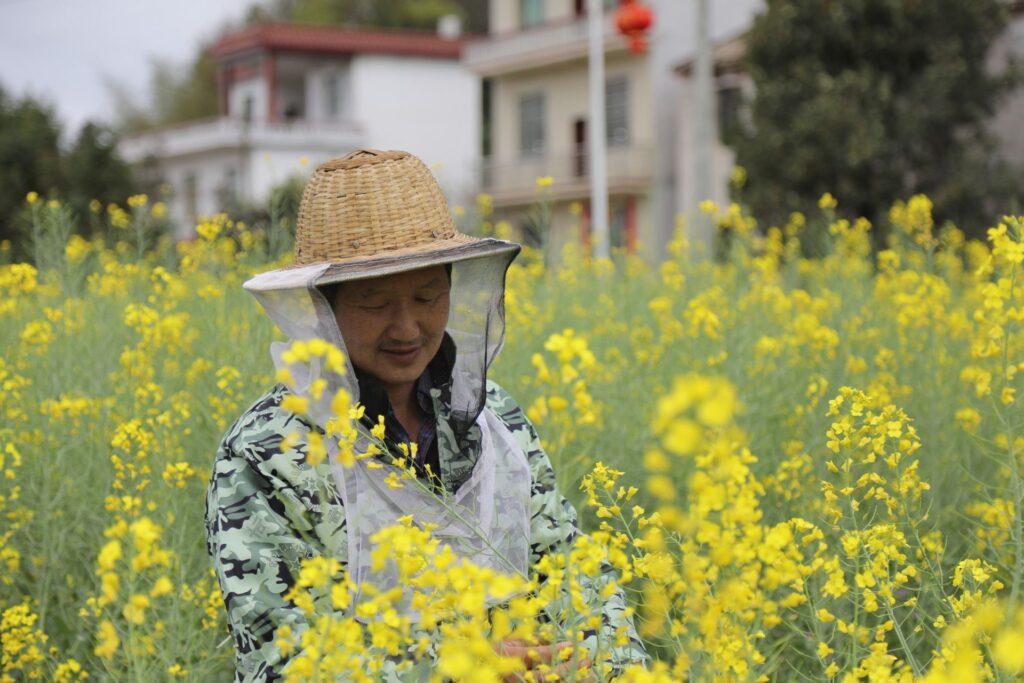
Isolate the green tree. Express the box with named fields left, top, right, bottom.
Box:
left=64, top=122, right=137, bottom=234
left=0, top=86, right=65, bottom=248
left=109, top=50, right=220, bottom=134
left=275, top=0, right=484, bottom=31
left=284, top=0, right=353, bottom=25
left=732, top=0, right=1022, bottom=240
left=358, top=0, right=469, bottom=29
left=0, top=85, right=140, bottom=255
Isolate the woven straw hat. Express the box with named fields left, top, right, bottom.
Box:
left=250, top=149, right=519, bottom=288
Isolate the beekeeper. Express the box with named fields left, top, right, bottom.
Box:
left=205, top=150, right=646, bottom=682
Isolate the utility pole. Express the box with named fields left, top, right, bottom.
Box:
left=587, top=0, right=610, bottom=259
left=692, top=0, right=714, bottom=250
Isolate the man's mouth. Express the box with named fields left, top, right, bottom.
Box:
left=381, top=346, right=421, bottom=364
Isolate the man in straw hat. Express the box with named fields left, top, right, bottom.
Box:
left=205, top=150, right=647, bottom=681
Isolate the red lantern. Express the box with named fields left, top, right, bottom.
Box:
left=615, top=0, right=654, bottom=54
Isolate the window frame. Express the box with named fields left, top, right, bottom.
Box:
left=520, top=0, right=545, bottom=28
left=323, top=72, right=340, bottom=119
left=605, top=76, right=630, bottom=146
left=519, top=92, right=546, bottom=158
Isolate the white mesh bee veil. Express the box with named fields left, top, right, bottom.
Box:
left=243, top=244, right=520, bottom=436
left=241, top=149, right=532, bottom=601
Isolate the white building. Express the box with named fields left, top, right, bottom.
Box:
left=461, top=0, right=761, bottom=259
left=120, top=22, right=479, bottom=238
left=465, top=0, right=1022, bottom=259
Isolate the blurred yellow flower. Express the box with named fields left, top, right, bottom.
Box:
left=94, top=620, right=119, bottom=658
left=698, top=199, right=718, bottom=214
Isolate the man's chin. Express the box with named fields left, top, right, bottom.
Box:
left=374, top=359, right=427, bottom=388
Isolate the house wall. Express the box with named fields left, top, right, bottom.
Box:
left=246, top=150, right=330, bottom=205
left=489, top=0, right=518, bottom=33
left=491, top=50, right=651, bottom=162
left=673, top=74, right=747, bottom=221
left=482, top=18, right=658, bottom=259
left=158, top=151, right=247, bottom=238
left=990, top=11, right=1024, bottom=168
left=647, top=0, right=694, bottom=255
left=486, top=51, right=653, bottom=259
left=349, top=54, right=480, bottom=206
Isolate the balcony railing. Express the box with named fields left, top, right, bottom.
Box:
left=480, top=144, right=654, bottom=204
left=119, top=116, right=365, bottom=162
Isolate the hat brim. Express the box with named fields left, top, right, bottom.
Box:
left=243, top=236, right=521, bottom=292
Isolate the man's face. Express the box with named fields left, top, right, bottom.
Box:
left=330, top=265, right=451, bottom=395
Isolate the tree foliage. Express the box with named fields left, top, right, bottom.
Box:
left=0, top=85, right=136, bottom=252
left=108, top=50, right=220, bottom=134
left=732, top=0, right=1023, bottom=239
left=0, top=87, right=64, bottom=248
left=64, top=122, right=137, bottom=233
left=270, top=0, right=485, bottom=32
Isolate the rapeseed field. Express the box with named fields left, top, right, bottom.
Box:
left=2, top=192, right=1023, bottom=682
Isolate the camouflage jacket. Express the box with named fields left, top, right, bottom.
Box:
left=205, top=381, right=647, bottom=682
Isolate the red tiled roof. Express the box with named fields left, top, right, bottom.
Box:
left=211, top=23, right=464, bottom=61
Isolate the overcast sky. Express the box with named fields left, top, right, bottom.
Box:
left=0, top=0, right=259, bottom=137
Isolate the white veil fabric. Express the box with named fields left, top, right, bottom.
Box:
left=240, top=149, right=533, bottom=612
left=243, top=244, right=520, bottom=436
left=243, top=245, right=533, bottom=603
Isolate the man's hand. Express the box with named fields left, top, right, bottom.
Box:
left=496, top=639, right=596, bottom=682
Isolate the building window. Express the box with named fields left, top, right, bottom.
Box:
left=242, top=96, right=254, bottom=123
left=521, top=0, right=544, bottom=27
left=520, top=93, right=545, bottom=157
left=606, top=77, right=629, bottom=145
left=324, top=73, right=340, bottom=119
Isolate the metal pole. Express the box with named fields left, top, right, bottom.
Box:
left=692, top=0, right=714, bottom=250
left=587, top=0, right=609, bottom=259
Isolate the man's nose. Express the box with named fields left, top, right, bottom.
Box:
left=386, top=302, right=420, bottom=341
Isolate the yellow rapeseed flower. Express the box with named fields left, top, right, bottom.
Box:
left=94, top=620, right=119, bottom=658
